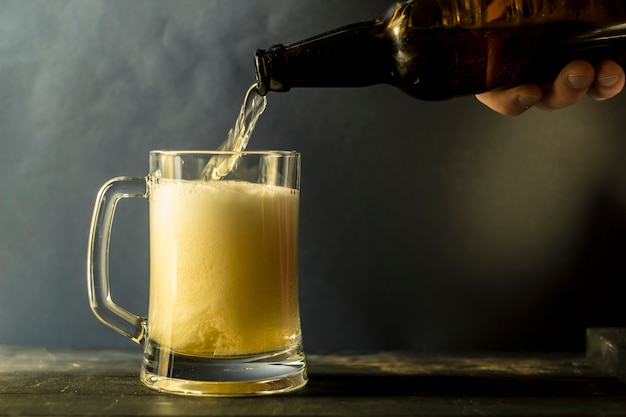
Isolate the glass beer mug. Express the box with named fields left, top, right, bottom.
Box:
left=87, top=150, right=306, bottom=396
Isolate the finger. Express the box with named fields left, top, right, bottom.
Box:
left=587, top=60, right=625, bottom=101
left=475, top=84, right=542, bottom=116
left=534, top=60, right=594, bottom=111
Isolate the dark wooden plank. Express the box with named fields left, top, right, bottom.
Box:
left=1, top=346, right=625, bottom=416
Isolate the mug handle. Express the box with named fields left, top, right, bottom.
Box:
left=87, top=176, right=147, bottom=344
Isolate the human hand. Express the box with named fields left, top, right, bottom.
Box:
left=475, top=60, right=625, bottom=116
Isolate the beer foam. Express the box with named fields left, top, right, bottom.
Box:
left=148, top=179, right=300, bottom=356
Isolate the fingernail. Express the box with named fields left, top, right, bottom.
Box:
left=567, top=74, right=592, bottom=89
left=598, top=75, right=619, bottom=87
left=517, top=94, right=540, bottom=109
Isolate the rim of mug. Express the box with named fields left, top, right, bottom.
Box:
left=150, top=150, right=300, bottom=157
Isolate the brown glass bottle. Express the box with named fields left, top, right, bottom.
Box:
left=255, top=0, right=626, bottom=101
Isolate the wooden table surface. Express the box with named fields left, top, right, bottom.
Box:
left=1, top=329, right=625, bottom=416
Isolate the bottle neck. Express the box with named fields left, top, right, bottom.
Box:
left=255, top=20, right=391, bottom=95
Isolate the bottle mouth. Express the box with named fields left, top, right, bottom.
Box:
left=255, top=45, right=291, bottom=95
left=254, top=50, right=269, bottom=95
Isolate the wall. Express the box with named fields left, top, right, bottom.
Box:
left=2, top=0, right=626, bottom=353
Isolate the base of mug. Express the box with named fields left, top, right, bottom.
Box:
left=140, top=340, right=307, bottom=397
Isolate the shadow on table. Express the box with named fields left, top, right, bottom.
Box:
left=300, top=372, right=626, bottom=398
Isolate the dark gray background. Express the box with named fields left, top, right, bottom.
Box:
left=2, top=0, right=626, bottom=354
